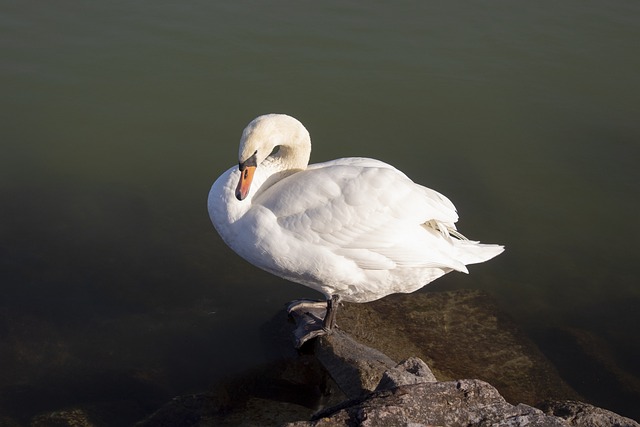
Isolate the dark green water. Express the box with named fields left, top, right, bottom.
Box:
left=1, top=0, right=639, bottom=422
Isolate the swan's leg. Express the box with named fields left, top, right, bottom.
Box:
left=322, top=294, right=340, bottom=331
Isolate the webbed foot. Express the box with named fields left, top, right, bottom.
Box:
left=287, top=296, right=341, bottom=348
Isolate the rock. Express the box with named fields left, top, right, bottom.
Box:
left=0, top=415, right=22, bottom=427
left=291, top=317, right=636, bottom=427
left=131, top=300, right=638, bottom=427
left=312, top=329, right=396, bottom=399
left=133, top=392, right=228, bottom=427
left=533, top=326, right=640, bottom=420
left=26, top=400, right=152, bottom=427
left=134, top=356, right=345, bottom=427
left=30, top=408, right=96, bottom=427
left=337, top=290, right=580, bottom=405
left=285, top=379, right=568, bottom=427
left=539, top=400, right=640, bottom=427
left=375, top=357, right=437, bottom=391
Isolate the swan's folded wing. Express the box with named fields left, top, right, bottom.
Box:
left=253, top=162, right=462, bottom=271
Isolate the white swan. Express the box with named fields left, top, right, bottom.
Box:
left=208, top=114, right=504, bottom=345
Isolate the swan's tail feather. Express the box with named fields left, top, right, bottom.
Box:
left=453, top=239, right=505, bottom=268
left=424, top=220, right=504, bottom=270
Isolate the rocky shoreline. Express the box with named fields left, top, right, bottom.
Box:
left=130, top=291, right=640, bottom=426
left=133, top=312, right=638, bottom=426
left=282, top=330, right=637, bottom=426
left=138, top=290, right=640, bottom=426
left=4, top=290, right=638, bottom=426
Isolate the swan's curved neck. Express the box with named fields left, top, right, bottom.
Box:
left=253, top=140, right=310, bottom=201
left=263, top=143, right=310, bottom=173
left=240, top=114, right=312, bottom=173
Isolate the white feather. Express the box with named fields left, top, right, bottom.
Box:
left=208, top=114, right=504, bottom=303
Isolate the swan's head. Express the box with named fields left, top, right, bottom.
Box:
left=235, top=114, right=311, bottom=200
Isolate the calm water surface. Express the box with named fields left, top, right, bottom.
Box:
left=1, top=0, right=639, bottom=422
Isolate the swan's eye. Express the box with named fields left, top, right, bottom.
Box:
left=269, top=146, right=280, bottom=157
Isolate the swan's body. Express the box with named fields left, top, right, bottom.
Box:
left=208, top=114, right=504, bottom=308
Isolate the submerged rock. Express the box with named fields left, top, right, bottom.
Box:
left=533, top=326, right=640, bottom=419
left=337, top=290, right=580, bottom=405
left=0, top=415, right=21, bottom=427
left=28, top=290, right=638, bottom=426
left=539, top=400, right=640, bottom=427
left=30, top=408, right=97, bottom=427
left=134, top=356, right=344, bottom=427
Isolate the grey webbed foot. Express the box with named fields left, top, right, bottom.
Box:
left=287, top=295, right=341, bottom=348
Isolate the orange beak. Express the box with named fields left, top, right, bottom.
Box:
left=235, top=165, right=256, bottom=201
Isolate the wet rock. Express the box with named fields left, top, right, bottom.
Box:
left=533, top=326, right=640, bottom=420
left=0, top=415, right=22, bottom=427
left=337, top=290, right=580, bottom=405
left=312, top=329, right=396, bottom=399
left=288, top=307, right=637, bottom=427
left=285, top=379, right=568, bottom=427
left=30, top=408, right=96, bottom=427
left=131, top=292, right=638, bottom=426
left=134, top=391, right=229, bottom=427
left=26, top=401, right=152, bottom=427
left=135, top=356, right=345, bottom=427
left=539, top=400, right=640, bottom=427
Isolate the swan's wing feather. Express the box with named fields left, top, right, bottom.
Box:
left=308, top=158, right=459, bottom=226
left=254, top=160, right=461, bottom=271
